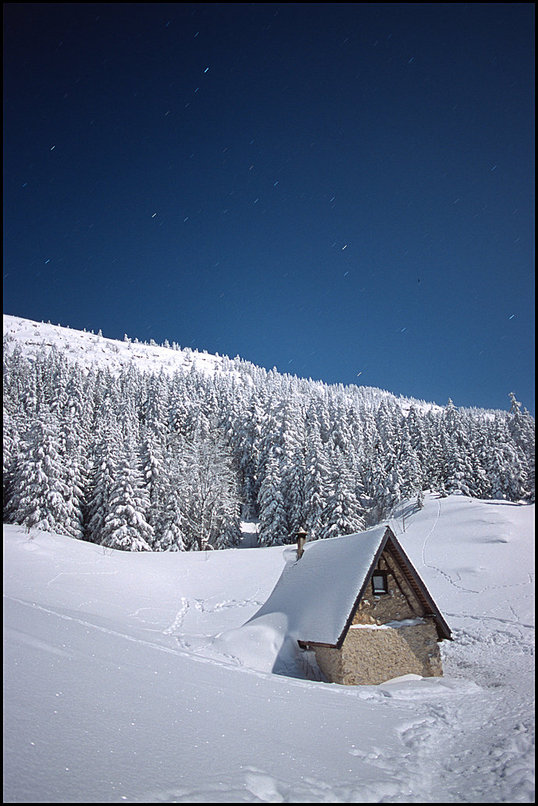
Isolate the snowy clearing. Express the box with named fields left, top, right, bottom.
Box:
left=3, top=494, right=535, bottom=803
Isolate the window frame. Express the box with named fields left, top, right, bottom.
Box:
left=371, top=569, right=389, bottom=595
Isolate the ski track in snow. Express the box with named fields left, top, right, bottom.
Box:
left=393, top=498, right=535, bottom=600
left=46, top=569, right=119, bottom=587
left=390, top=499, right=469, bottom=593
left=127, top=675, right=533, bottom=804
left=392, top=693, right=534, bottom=803
left=5, top=593, right=269, bottom=679
left=383, top=499, right=535, bottom=803
left=162, top=596, right=265, bottom=639
left=135, top=691, right=534, bottom=803
left=4, top=594, right=237, bottom=671
left=138, top=767, right=420, bottom=803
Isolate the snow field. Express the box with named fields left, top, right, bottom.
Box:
left=3, top=493, right=535, bottom=802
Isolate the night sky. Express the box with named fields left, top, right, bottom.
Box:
left=3, top=3, right=535, bottom=413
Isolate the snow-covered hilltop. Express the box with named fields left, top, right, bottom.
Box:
left=3, top=313, right=224, bottom=378
left=3, top=313, right=440, bottom=413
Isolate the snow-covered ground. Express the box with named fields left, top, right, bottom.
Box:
left=2, top=313, right=225, bottom=379
left=3, top=493, right=534, bottom=802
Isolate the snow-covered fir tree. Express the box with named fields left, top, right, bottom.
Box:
left=85, top=422, right=122, bottom=544
left=100, top=445, right=154, bottom=552
left=8, top=417, right=83, bottom=538
left=258, top=447, right=289, bottom=546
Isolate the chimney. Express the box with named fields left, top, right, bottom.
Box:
left=296, top=528, right=307, bottom=560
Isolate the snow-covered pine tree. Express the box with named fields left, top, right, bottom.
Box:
left=258, top=447, right=289, bottom=546
left=303, top=424, right=330, bottom=540
left=100, top=446, right=154, bottom=552
left=319, top=450, right=366, bottom=540
left=151, top=437, right=189, bottom=551
left=8, top=417, right=82, bottom=538
left=84, top=422, right=122, bottom=544
left=508, top=392, right=535, bottom=501
left=234, top=391, right=266, bottom=519
left=421, top=410, right=445, bottom=494
left=485, top=414, right=528, bottom=501
left=279, top=399, right=307, bottom=535
left=153, top=482, right=188, bottom=551
left=139, top=427, right=167, bottom=536
left=3, top=410, right=20, bottom=516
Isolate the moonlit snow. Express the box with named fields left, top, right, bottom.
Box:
left=3, top=493, right=534, bottom=803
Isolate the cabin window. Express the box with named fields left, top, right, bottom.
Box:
left=372, top=570, right=388, bottom=595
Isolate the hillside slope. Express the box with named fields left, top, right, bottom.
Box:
left=3, top=313, right=444, bottom=412
left=3, top=313, right=224, bottom=379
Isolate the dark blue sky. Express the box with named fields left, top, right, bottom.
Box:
left=3, top=3, right=535, bottom=413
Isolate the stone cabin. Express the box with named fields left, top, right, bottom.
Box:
left=252, top=524, right=451, bottom=685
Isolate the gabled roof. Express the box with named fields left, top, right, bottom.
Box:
left=249, top=526, right=451, bottom=647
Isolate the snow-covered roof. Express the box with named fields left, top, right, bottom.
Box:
left=249, top=525, right=451, bottom=646
left=249, top=526, right=389, bottom=646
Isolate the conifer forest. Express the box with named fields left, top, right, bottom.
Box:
left=3, top=333, right=535, bottom=552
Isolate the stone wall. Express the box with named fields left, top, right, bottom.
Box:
left=311, top=620, right=441, bottom=685
left=311, top=644, right=343, bottom=684
left=340, top=620, right=442, bottom=685
left=352, top=548, right=425, bottom=625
